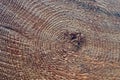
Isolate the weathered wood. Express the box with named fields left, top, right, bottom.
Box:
left=0, top=0, right=120, bottom=80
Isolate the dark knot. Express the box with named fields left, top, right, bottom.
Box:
left=63, top=30, right=86, bottom=52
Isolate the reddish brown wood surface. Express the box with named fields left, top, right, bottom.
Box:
left=0, top=0, right=120, bottom=80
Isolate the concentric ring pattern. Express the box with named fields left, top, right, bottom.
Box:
left=0, top=0, right=120, bottom=80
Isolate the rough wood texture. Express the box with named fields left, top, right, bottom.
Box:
left=0, top=0, right=120, bottom=80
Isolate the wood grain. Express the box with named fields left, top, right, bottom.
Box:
left=0, top=0, right=120, bottom=80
